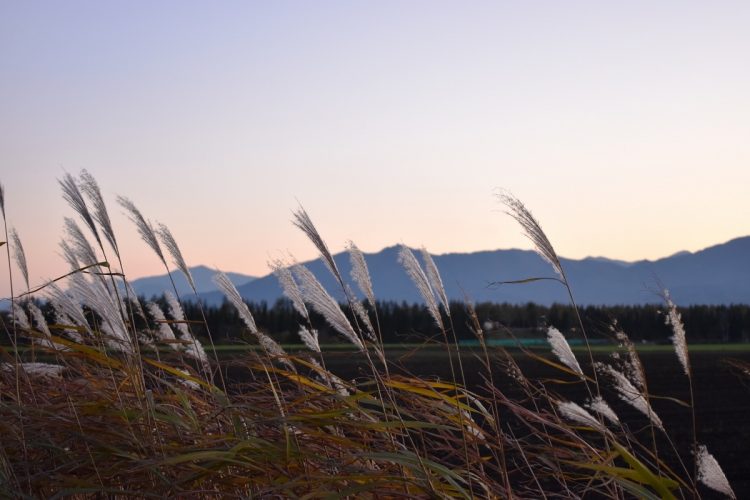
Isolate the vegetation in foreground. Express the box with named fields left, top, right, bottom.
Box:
left=0, top=172, right=742, bottom=498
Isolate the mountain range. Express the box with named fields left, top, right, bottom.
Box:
left=129, top=237, right=750, bottom=306
left=129, top=265, right=255, bottom=299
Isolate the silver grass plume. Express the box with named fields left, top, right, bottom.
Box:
left=420, top=247, right=450, bottom=314
left=146, top=301, right=179, bottom=348
left=123, top=280, right=146, bottom=321
left=117, top=196, right=166, bottom=266
left=165, top=291, right=207, bottom=367
left=63, top=218, right=99, bottom=267
left=398, top=245, right=443, bottom=330
left=498, top=191, right=563, bottom=278
left=557, top=401, right=606, bottom=433
left=613, top=327, right=646, bottom=391
left=270, top=259, right=309, bottom=319
left=351, top=297, right=375, bottom=341
left=587, top=396, right=620, bottom=426
left=157, top=223, right=196, bottom=293
left=213, top=271, right=290, bottom=365
left=297, top=326, right=320, bottom=353
left=309, top=358, right=350, bottom=397
left=59, top=172, right=101, bottom=247
left=292, top=206, right=343, bottom=285
left=59, top=240, right=80, bottom=271
left=164, top=291, right=189, bottom=337
left=292, top=264, right=364, bottom=351
left=547, top=326, right=583, bottom=377
left=696, top=444, right=736, bottom=499
left=174, top=368, right=201, bottom=390
left=347, top=241, right=375, bottom=306
left=13, top=303, right=30, bottom=329
left=52, top=310, right=84, bottom=343
left=68, top=272, right=132, bottom=353
left=27, top=302, right=58, bottom=350
left=79, top=170, right=119, bottom=258
left=10, top=227, right=29, bottom=290
left=27, top=302, right=51, bottom=337
left=598, top=362, right=663, bottom=431
left=1, top=362, right=64, bottom=379
left=214, top=272, right=257, bottom=332
left=46, top=283, right=90, bottom=339
left=664, top=291, right=689, bottom=376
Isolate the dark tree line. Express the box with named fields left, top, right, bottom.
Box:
left=3, top=298, right=750, bottom=346
left=185, top=299, right=750, bottom=345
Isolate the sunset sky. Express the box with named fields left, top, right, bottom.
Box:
left=2, top=1, right=749, bottom=298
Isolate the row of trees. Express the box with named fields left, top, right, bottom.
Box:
left=186, top=299, right=750, bottom=345
left=4, top=298, right=749, bottom=347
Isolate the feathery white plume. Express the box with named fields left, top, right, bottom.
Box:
left=213, top=271, right=290, bottom=365
left=398, top=245, right=443, bottom=330
left=174, top=368, right=201, bottom=390
left=214, top=272, right=257, bottom=332
left=614, top=328, right=646, bottom=390
left=147, top=301, right=179, bottom=348
left=2, top=362, right=64, bottom=379
left=59, top=172, right=101, bottom=247
left=27, top=302, right=50, bottom=336
left=664, top=291, right=689, bottom=376
left=164, top=291, right=208, bottom=366
left=27, top=302, right=58, bottom=350
left=547, top=326, right=583, bottom=377
left=348, top=241, right=375, bottom=306
left=498, top=191, right=563, bottom=278
left=46, top=282, right=90, bottom=338
left=292, top=265, right=364, bottom=351
left=63, top=218, right=99, bottom=267
left=557, top=401, right=605, bottom=433
left=598, top=362, right=663, bottom=431
left=117, top=196, right=166, bottom=266
left=122, top=280, right=146, bottom=321
left=79, top=170, right=119, bottom=258
left=587, top=396, right=620, bottom=426
left=52, top=309, right=83, bottom=343
left=270, top=259, right=309, bottom=319
left=68, top=272, right=132, bottom=353
left=156, top=223, right=196, bottom=293
left=420, top=247, right=449, bottom=314
left=10, top=228, right=29, bottom=290
left=13, top=303, right=30, bottom=329
left=351, top=298, right=375, bottom=341
left=165, top=291, right=189, bottom=337
left=297, top=326, right=320, bottom=353
left=185, top=337, right=209, bottom=369
left=696, top=444, right=736, bottom=498
left=59, top=240, right=80, bottom=271
left=292, top=206, right=343, bottom=285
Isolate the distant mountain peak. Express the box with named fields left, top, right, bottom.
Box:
left=183, top=235, right=750, bottom=307
left=129, top=266, right=255, bottom=299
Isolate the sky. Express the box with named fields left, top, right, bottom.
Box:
left=1, top=1, right=749, bottom=298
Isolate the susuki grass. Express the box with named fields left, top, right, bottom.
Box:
left=0, top=172, right=741, bottom=498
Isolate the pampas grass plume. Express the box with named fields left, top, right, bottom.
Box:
left=398, top=245, right=443, bottom=330
left=547, top=326, right=583, bottom=377
left=10, top=227, right=29, bottom=290
left=696, top=444, right=736, bottom=498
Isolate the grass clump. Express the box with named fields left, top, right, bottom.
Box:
left=0, top=173, right=740, bottom=498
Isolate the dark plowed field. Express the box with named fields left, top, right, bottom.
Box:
left=321, top=348, right=750, bottom=497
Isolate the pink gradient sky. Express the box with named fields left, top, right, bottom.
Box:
left=2, top=1, right=749, bottom=298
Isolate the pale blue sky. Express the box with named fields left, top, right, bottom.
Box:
left=2, top=1, right=749, bottom=297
